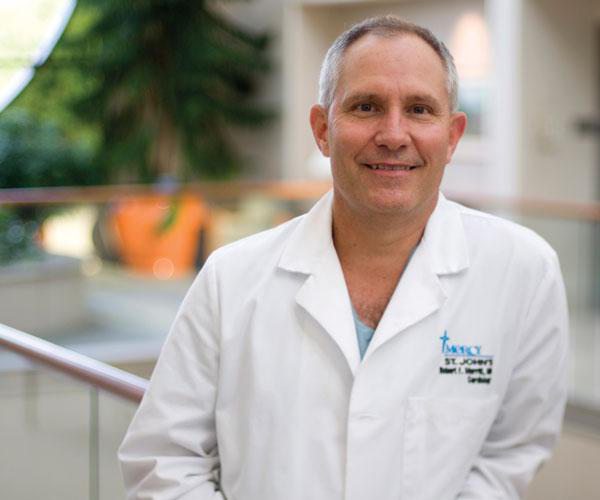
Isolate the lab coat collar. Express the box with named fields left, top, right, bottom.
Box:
left=278, top=191, right=470, bottom=374
left=421, top=192, right=470, bottom=275
left=278, top=192, right=361, bottom=371
left=278, top=191, right=335, bottom=275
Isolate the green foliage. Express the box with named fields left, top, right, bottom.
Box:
left=0, top=109, right=98, bottom=188
left=155, top=196, right=180, bottom=235
left=0, top=208, right=43, bottom=264
left=10, top=3, right=102, bottom=148
left=0, top=108, right=96, bottom=262
left=16, top=0, right=274, bottom=184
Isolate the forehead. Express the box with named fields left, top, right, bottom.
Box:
left=335, top=33, right=449, bottom=105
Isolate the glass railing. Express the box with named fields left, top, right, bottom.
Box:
left=0, top=182, right=598, bottom=413
left=0, top=324, right=147, bottom=500
left=513, top=214, right=599, bottom=409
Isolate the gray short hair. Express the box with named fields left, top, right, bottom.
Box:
left=318, top=15, right=459, bottom=112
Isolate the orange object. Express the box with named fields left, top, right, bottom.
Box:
left=111, top=193, right=207, bottom=278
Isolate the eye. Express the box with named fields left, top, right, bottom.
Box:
left=411, top=105, right=429, bottom=115
left=355, top=102, right=375, bottom=113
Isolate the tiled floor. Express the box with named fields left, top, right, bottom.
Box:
left=526, top=422, right=600, bottom=499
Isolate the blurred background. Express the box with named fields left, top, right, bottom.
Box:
left=0, top=0, right=598, bottom=498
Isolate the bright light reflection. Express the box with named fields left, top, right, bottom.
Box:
left=153, top=258, right=175, bottom=280
left=42, top=206, right=96, bottom=258
left=449, top=11, right=490, bottom=80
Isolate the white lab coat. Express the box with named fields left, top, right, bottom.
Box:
left=119, top=192, right=568, bottom=500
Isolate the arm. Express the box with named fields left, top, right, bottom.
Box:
left=119, top=257, right=226, bottom=500
left=457, top=254, right=569, bottom=499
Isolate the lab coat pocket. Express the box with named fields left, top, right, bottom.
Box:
left=402, top=395, right=499, bottom=500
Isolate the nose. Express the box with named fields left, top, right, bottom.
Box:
left=374, top=108, right=411, bottom=151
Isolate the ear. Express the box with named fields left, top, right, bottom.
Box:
left=445, top=111, right=467, bottom=163
left=309, top=104, right=330, bottom=157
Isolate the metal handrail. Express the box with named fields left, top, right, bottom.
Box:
left=0, top=323, right=148, bottom=403
left=1, top=323, right=599, bottom=433
left=2, top=323, right=599, bottom=433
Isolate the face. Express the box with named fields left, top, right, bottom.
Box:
left=310, top=34, right=466, bottom=221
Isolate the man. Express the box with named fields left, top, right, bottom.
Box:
left=119, top=16, right=568, bottom=500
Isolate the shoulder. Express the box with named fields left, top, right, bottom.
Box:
left=449, top=200, right=559, bottom=273
left=205, top=191, right=333, bottom=280
left=205, top=213, right=305, bottom=277
left=182, top=213, right=309, bottom=318
left=210, top=213, right=305, bottom=260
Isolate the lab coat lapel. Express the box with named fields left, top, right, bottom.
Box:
left=365, top=193, right=470, bottom=359
left=278, top=192, right=469, bottom=372
left=365, top=241, right=445, bottom=356
left=294, top=248, right=360, bottom=374
left=279, top=192, right=361, bottom=374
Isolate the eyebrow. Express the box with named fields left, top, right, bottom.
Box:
left=342, top=93, right=380, bottom=106
left=342, top=92, right=444, bottom=109
left=405, top=93, right=443, bottom=108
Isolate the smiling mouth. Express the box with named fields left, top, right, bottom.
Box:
left=365, top=164, right=418, bottom=171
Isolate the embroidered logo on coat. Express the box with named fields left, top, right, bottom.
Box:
left=438, top=331, right=493, bottom=384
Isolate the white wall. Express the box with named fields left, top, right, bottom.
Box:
left=282, top=0, right=488, bottom=180
left=520, top=0, right=598, bottom=202
left=219, top=0, right=600, bottom=197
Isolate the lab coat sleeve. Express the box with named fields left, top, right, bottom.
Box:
left=456, top=253, right=569, bottom=500
left=119, top=256, right=226, bottom=500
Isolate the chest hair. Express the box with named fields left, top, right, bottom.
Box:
left=344, top=265, right=405, bottom=329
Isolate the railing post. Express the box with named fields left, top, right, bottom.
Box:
left=595, top=220, right=600, bottom=402
left=24, top=368, right=38, bottom=429
left=89, top=387, right=99, bottom=500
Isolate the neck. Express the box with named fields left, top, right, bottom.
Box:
left=331, top=193, right=438, bottom=264
left=331, top=192, right=439, bottom=329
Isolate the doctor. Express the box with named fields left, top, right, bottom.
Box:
left=119, top=16, right=568, bottom=500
